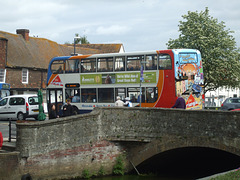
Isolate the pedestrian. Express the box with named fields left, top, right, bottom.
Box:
left=63, top=99, right=73, bottom=116
left=48, top=104, right=59, bottom=119
left=172, top=93, right=186, bottom=109
left=124, top=97, right=133, bottom=107
left=115, top=96, right=124, bottom=107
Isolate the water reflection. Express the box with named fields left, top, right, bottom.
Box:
left=94, top=175, right=181, bottom=180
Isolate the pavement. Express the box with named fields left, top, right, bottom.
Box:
left=1, top=138, right=16, bottom=152
left=197, top=168, right=240, bottom=180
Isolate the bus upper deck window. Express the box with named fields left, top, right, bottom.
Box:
left=115, top=57, right=125, bottom=71
left=159, top=54, right=172, bottom=70
left=51, top=61, right=64, bottom=74
left=65, top=59, right=79, bottom=73
left=81, top=59, right=96, bottom=73
left=146, top=55, right=157, bottom=70
left=97, top=57, right=113, bottom=72
left=127, top=56, right=143, bottom=71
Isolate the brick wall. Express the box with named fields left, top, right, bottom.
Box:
left=6, top=68, right=47, bottom=89
left=16, top=110, right=126, bottom=179
left=0, top=152, right=21, bottom=180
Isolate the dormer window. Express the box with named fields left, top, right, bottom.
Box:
left=22, top=68, right=28, bottom=84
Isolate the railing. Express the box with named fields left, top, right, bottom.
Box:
left=8, top=120, right=16, bottom=142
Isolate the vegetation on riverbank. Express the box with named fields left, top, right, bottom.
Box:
left=210, top=169, right=240, bottom=179
left=113, top=155, right=125, bottom=176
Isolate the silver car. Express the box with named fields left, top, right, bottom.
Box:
left=221, top=97, right=240, bottom=110
left=0, top=94, right=39, bottom=120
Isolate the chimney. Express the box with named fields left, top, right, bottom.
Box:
left=16, top=29, right=30, bottom=41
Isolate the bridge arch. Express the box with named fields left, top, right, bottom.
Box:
left=128, top=135, right=240, bottom=167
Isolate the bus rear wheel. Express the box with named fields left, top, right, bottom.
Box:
left=72, top=106, right=79, bottom=115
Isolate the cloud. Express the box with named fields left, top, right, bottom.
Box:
left=0, top=0, right=240, bottom=51
left=96, top=25, right=131, bottom=35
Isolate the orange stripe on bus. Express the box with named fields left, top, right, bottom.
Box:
left=69, top=55, right=92, bottom=60
left=47, top=74, right=57, bottom=86
left=155, top=70, right=164, bottom=107
left=142, top=70, right=164, bottom=108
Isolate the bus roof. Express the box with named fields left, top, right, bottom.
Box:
left=68, top=49, right=200, bottom=60
left=49, top=49, right=200, bottom=62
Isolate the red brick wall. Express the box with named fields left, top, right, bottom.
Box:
left=0, top=152, right=21, bottom=179
left=6, top=68, right=47, bottom=89
left=16, top=29, right=29, bottom=41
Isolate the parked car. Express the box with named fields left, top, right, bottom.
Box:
left=231, top=108, right=240, bottom=111
left=221, top=97, right=240, bottom=111
left=0, top=94, right=39, bottom=120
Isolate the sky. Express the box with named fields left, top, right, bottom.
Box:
left=0, top=0, right=240, bottom=52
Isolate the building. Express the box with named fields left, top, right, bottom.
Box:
left=205, top=87, right=240, bottom=107
left=0, top=29, right=124, bottom=96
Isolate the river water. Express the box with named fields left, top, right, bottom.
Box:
left=92, top=175, right=186, bottom=180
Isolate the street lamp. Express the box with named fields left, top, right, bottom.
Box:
left=73, top=37, right=81, bottom=56
left=139, top=61, right=146, bottom=107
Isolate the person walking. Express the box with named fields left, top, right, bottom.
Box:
left=172, top=93, right=186, bottom=109
left=48, top=104, right=59, bottom=119
left=115, top=96, right=124, bottom=107
left=124, top=97, right=133, bottom=107
left=63, top=99, right=73, bottom=116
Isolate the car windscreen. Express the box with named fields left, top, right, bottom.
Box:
left=0, top=98, right=8, bottom=106
left=227, top=98, right=240, bottom=103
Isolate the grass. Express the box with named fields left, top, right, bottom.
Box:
left=210, top=169, right=240, bottom=180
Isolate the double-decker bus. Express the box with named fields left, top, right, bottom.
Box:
left=46, top=49, right=204, bottom=114
left=0, top=83, right=10, bottom=100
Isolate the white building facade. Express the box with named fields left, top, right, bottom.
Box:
left=205, top=87, right=240, bottom=107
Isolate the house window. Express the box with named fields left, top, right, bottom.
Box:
left=22, top=68, right=28, bottom=84
left=0, top=69, right=6, bottom=83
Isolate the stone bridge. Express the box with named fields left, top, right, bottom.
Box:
left=1, top=107, right=240, bottom=179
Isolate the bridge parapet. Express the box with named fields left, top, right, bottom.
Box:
left=98, top=107, right=240, bottom=166
left=8, top=107, right=240, bottom=179
left=100, top=107, right=240, bottom=148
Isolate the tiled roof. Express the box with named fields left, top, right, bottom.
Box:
left=0, top=30, right=123, bottom=70
left=71, top=44, right=123, bottom=54
left=0, top=34, right=8, bottom=40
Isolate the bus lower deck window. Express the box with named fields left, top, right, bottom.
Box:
left=81, top=89, right=96, bottom=103
left=98, top=88, right=114, bottom=103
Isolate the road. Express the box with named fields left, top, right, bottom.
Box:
left=0, top=120, right=15, bottom=139
left=0, top=117, right=49, bottom=140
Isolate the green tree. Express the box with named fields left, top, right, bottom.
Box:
left=74, top=33, right=90, bottom=44
left=167, top=7, right=240, bottom=92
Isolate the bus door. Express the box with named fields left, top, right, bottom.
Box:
left=47, top=89, right=63, bottom=115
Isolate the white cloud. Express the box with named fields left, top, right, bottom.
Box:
left=0, top=0, right=240, bottom=51
left=96, top=25, right=131, bottom=35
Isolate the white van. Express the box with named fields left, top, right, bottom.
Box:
left=0, top=94, right=39, bottom=120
